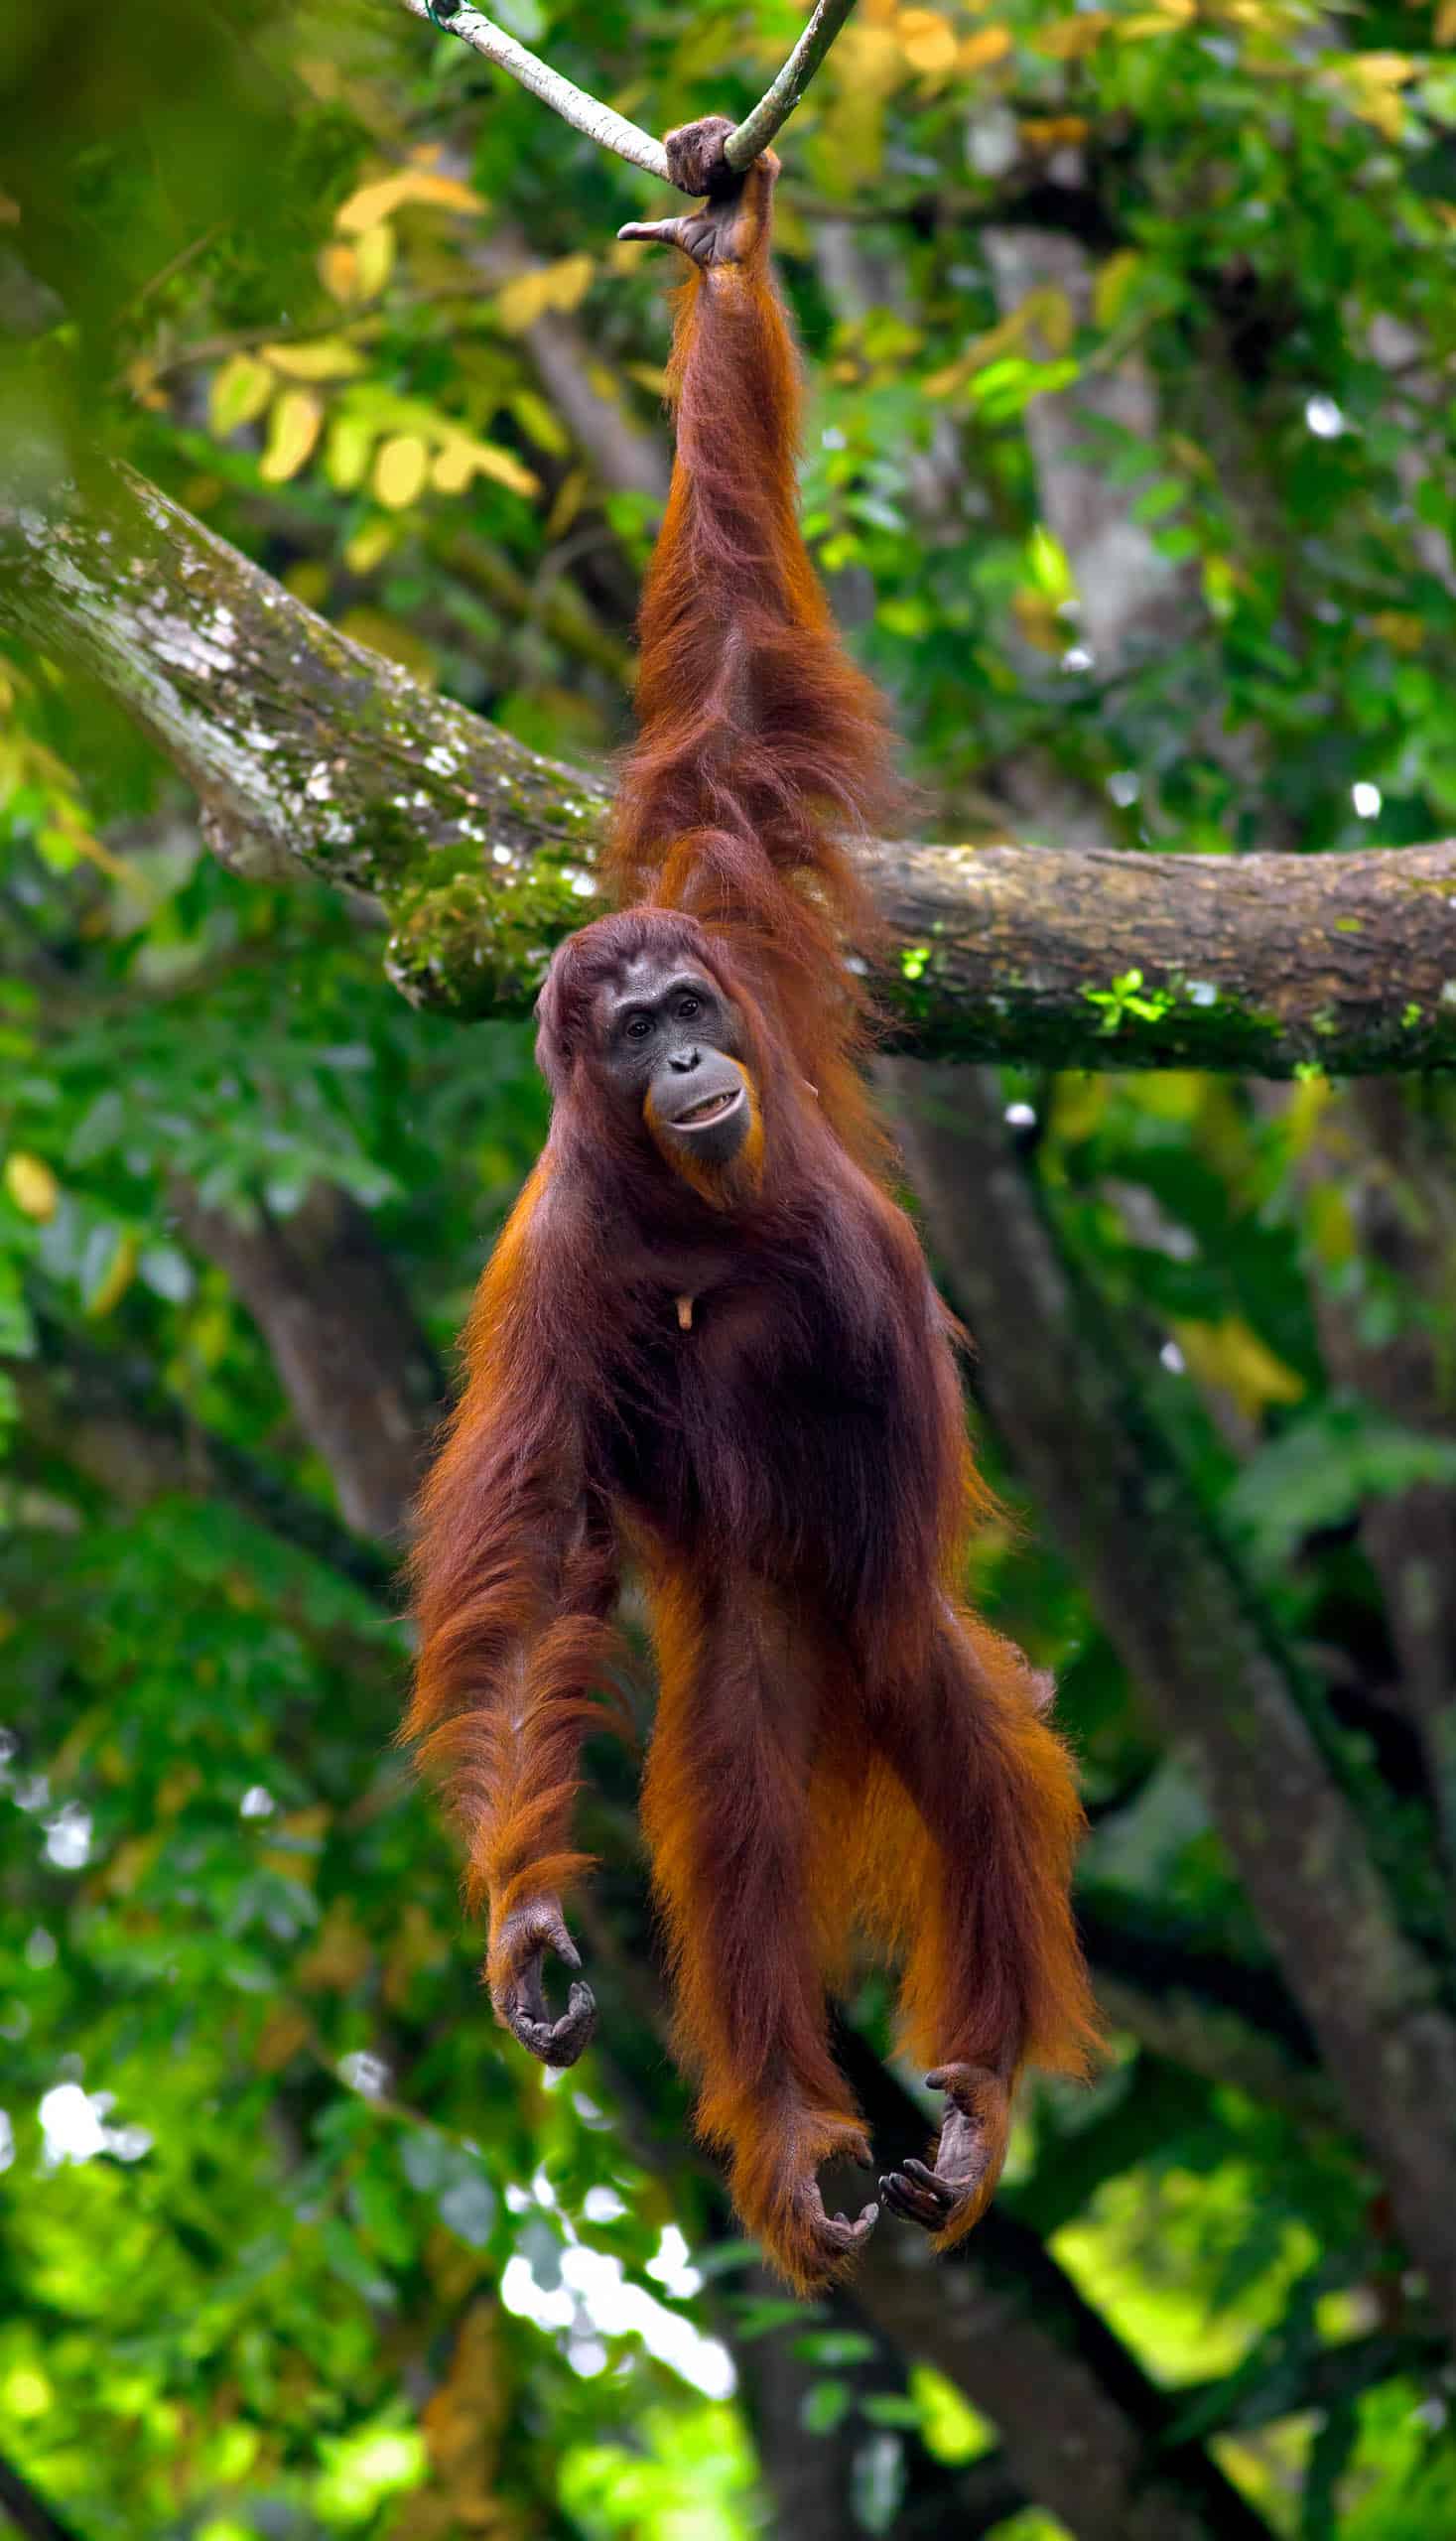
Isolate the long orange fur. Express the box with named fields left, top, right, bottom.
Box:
left=406, top=132, right=1096, bottom=2291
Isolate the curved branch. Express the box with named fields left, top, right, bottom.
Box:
left=396, top=0, right=861, bottom=187
left=724, top=0, right=861, bottom=168
left=5, top=454, right=1456, bottom=1073
left=394, top=0, right=671, bottom=181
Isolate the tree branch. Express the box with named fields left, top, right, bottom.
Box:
left=10, top=1309, right=393, bottom=1594
left=395, top=0, right=672, bottom=181
left=0, top=2453, right=87, bottom=2541
left=397, top=0, right=861, bottom=184
left=838, top=2034, right=1276, bottom=2541
left=721, top=0, right=861, bottom=171
left=169, top=1180, right=443, bottom=1545
left=5, top=455, right=1456, bottom=1073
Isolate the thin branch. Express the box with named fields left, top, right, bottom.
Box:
left=397, top=0, right=862, bottom=187
left=724, top=0, right=860, bottom=170
left=396, top=0, right=672, bottom=180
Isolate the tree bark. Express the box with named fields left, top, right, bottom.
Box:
left=5, top=456, right=1456, bottom=1071
left=10, top=1310, right=391, bottom=1592
left=888, top=1059, right=1456, bottom=2348
left=0, top=2454, right=86, bottom=2541
left=839, top=2037, right=1273, bottom=2541
left=170, top=1180, right=443, bottom=1544
left=1293, top=1079, right=1456, bottom=1883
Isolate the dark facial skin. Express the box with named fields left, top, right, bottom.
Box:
left=594, top=952, right=752, bottom=1170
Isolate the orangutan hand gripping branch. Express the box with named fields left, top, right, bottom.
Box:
left=405, top=118, right=1096, bottom=2290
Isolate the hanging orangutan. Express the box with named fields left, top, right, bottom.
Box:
left=405, top=117, right=1096, bottom=2292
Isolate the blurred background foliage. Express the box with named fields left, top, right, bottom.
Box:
left=2, top=0, right=1456, bottom=2533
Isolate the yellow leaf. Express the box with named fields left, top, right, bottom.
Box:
left=1025, top=283, right=1074, bottom=353
left=209, top=352, right=274, bottom=435
left=959, top=25, right=1012, bottom=68
left=259, top=388, right=323, bottom=483
left=474, top=441, right=539, bottom=498
left=431, top=442, right=475, bottom=494
left=335, top=169, right=484, bottom=234
left=1334, top=52, right=1416, bottom=137
left=1035, top=11, right=1111, bottom=54
left=255, top=2004, right=313, bottom=2073
left=430, top=434, right=539, bottom=499
left=344, top=518, right=396, bottom=576
left=373, top=432, right=429, bottom=509
left=1436, top=0, right=1456, bottom=42
left=125, top=356, right=167, bottom=413
left=1283, top=1070, right=1334, bottom=1159
left=319, top=242, right=358, bottom=303
left=1020, top=115, right=1091, bottom=149
left=85, top=1232, right=139, bottom=1320
left=1306, top=1181, right=1356, bottom=1267
left=544, top=466, right=588, bottom=541
left=326, top=411, right=376, bottom=492
left=494, top=251, right=596, bottom=335
left=834, top=21, right=906, bottom=102
left=1353, top=50, right=1415, bottom=82
left=897, top=8, right=959, bottom=72
left=1011, top=587, right=1064, bottom=652
left=4, top=1151, right=58, bottom=1222
left=263, top=337, right=366, bottom=381
left=1369, top=609, right=1424, bottom=654
left=1094, top=248, right=1143, bottom=331
left=493, top=269, right=557, bottom=334
left=547, top=249, right=595, bottom=309
left=510, top=387, right=571, bottom=454
left=352, top=220, right=396, bottom=299
left=1172, top=1315, right=1306, bottom=1418
left=284, top=560, right=331, bottom=607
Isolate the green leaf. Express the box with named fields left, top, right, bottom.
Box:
left=801, top=2379, right=852, bottom=2435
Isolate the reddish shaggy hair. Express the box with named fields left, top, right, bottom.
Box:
left=406, top=138, right=1095, bottom=2292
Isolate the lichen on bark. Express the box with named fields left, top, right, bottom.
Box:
left=5, top=452, right=1456, bottom=1073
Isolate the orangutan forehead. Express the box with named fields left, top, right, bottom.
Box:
left=599, top=950, right=716, bottom=1001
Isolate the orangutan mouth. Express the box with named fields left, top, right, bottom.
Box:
left=672, top=1085, right=744, bottom=1131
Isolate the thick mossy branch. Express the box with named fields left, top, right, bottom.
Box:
left=5, top=455, right=1456, bottom=1073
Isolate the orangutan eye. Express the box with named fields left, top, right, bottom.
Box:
left=676, top=995, right=702, bottom=1020
left=623, top=1012, right=654, bottom=1040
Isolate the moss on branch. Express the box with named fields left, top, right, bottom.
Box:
left=5, top=455, right=1456, bottom=1074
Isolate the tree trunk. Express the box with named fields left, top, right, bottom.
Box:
left=889, top=1060, right=1456, bottom=2347
left=171, top=1180, right=443, bottom=1544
